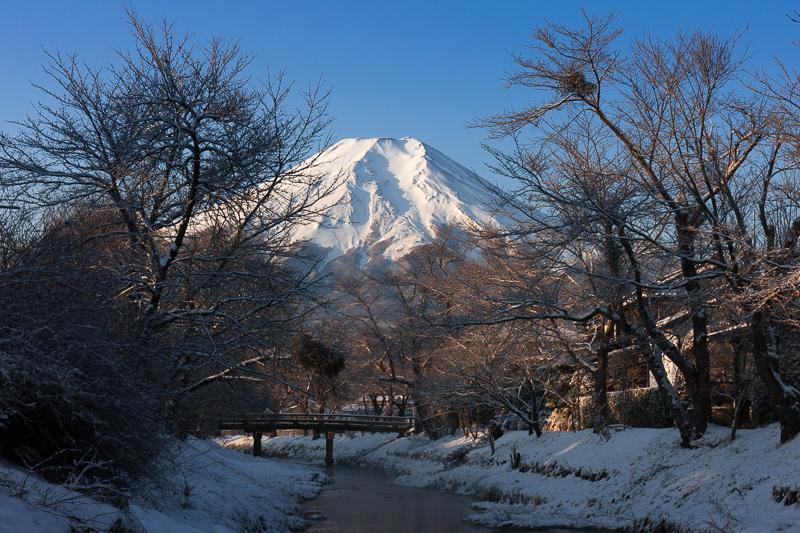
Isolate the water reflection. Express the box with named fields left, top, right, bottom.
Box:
left=303, top=465, right=492, bottom=533
left=298, top=463, right=615, bottom=533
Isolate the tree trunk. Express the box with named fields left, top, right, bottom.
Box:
left=750, top=311, right=800, bottom=443
left=730, top=394, right=749, bottom=441
left=677, top=220, right=712, bottom=437
left=414, top=402, right=440, bottom=441
left=593, top=342, right=609, bottom=436
left=644, top=346, right=693, bottom=448
left=689, top=309, right=712, bottom=437
left=526, top=376, right=543, bottom=438
left=619, top=229, right=695, bottom=446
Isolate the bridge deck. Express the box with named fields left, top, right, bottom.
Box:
left=219, top=413, right=414, bottom=464
left=218, top=413, right=413, bottom=434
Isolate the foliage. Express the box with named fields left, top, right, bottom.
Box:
left=0, top=217, right=169, bottom=495
left=291, top=333, right=345, bottom=378
left=577, top=388, right=672, bottom=430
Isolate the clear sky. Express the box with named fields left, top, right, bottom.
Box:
left=1, top=1, right=798, bottom=186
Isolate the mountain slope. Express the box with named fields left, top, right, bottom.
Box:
left=293, top=137, right=497, bottom=274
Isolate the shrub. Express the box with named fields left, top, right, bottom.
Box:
left=0, top=336, right=169, bottom=498
left=577, top=388, right=672, bottom=429
left=0, top=229, right=171, bottom=498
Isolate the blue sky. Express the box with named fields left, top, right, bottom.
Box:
left=1, top=1, right=798, bottom=186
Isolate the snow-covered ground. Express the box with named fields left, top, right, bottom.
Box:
left=224, top=424, right=800, bottom=532
left=0, top=437, right=325, bottom=533
left=9, top=426, right=799, bottom=532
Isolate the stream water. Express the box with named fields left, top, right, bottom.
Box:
left=287, top=461, right=618, bottom=533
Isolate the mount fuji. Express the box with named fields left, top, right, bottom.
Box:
left=292, top=137, right=500, bottom=275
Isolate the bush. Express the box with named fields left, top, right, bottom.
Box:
left=0, top=225, right=171, bottom=498
left=291, top=333, right=346, bottom=377
left=577, top=388, right=672, bottom=429
left=0, top=343, right=169, bottom=498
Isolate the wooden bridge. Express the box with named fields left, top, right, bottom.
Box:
left=218, top=413, right=414, bottom=465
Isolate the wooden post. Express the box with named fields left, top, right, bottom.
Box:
left=325, top=432, right=334, bottom=466
left=312, top=428, right=320, bottom=440
left=253, top=431, right=262, bottom=457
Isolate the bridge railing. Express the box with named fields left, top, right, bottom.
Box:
left=225, top=413, right=412, bottom=423
left=218, top=413, right=414, bottom=432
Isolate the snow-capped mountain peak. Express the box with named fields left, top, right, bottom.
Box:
left=294, top=137, right=497, bottom=274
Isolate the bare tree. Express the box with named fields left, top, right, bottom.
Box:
left=0, top=10, right=341, bottom=408
left=474, top=11, right=794, bottom=443
left=433, top=321, right=550, bottom=438
left=333, top=226, right=473, bottom=435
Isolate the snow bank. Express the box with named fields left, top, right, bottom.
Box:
left=0, top=437, right=325, bottom=533
left=240, top=425, right=800, bottom=532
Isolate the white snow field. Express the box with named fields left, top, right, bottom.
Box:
left=293, top=137, right=499, bottom=273
left=226, top=424, right=800, bottom=532
left=0, top=437, right=324, bottom=533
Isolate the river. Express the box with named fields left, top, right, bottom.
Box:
left=291, top=461, right=618, bottom=533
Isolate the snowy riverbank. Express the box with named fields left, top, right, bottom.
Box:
left=222, top=424, right=800, bottom=532
left=0, top=437, right=324, bottom=533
